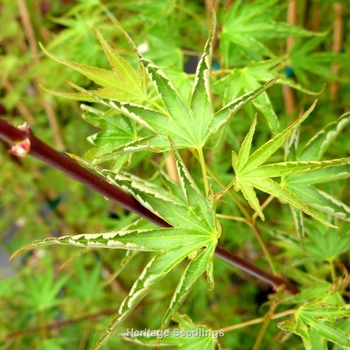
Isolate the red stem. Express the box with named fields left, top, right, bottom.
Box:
left=0, top=118, right=298, bottom=293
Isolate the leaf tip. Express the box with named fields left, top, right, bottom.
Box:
left=9, top=249, right=22, bottom=260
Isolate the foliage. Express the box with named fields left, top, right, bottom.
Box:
left=1, top=1, right=350, bottom=349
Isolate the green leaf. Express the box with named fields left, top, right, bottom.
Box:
left=210, top=77, right=279, bottom=135
left=285, top=164, right=350, bottom=185
left=137, top=55, right=197, bottom=141
left=12, top=141, right=219, bottom=350
left=246, top=177, right=333, bottom=226
left=40, top=43, right=124, bottom=89
left=23, top=262, right=70, bottom=311
left=305, top=224, right=350, bottom=261
left=290, top=205, right=305, bottom=247
left=225, top=100, right=350, bottom=227
left=40, top=40, right=146, bottom=102
left=188, top=18, right=214, bottom=148
left=279, top=301, right=350, bottom=348
left=234, top=115, right=257, bottom=173
left=237, top=179, right=265, bottom=220
left=248, top=158, right=350, bottom=178
left=298, top=112, right=350, bottom=161
left=290, top=36, right=350, bottom=84
left=120, top=17, right=276, bottom=151
left=214, top=60, right=281, bottom=133
left=243, top=100, right=317, bottom=173
left=162, top=243, right=216, bottom=328
left=221, top=0, right=319, bottom=63
left=41, top=86, right=144, bottom=103
left=53, top=21, right=277, bottom=154
left=75, top=104, right=136, bottom=170
left=120, top=313, right=220, bottom=349
left=94, top=28, right=146, bottom=98
left=286, top=185, right=350, bottom=222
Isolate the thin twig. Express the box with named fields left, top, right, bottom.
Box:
left=218, top=309, right=295, bottom=333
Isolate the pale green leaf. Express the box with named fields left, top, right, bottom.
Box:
left=251, top=89, right=279, bottom=134
left=171, top=139, right=216, bottom=231
left=231, top=150, right=238, bottom=169
left=246, top=177, right=336, bottom=227
left=69, top=82, right=197, bottom=151
left=286, top=185, right=350, bottom=222
left=299, top=112, right=350, bottom=161
left=305, top=328, right=328, bottom=350
left=287, top=163, right=350, bottom=185
left=162, top=243, right=216, bottom=328
left=40, top=44, right=124, bottom=90
left=11, top=228, right=208, bottom=256
left=276, top=75, right=323, bottom=95
left=109, top=100, right=195, bottom=146
left=210, top=77, right=279, bottom=135
left=42, top=85, right=150, bottom=103
left=93, top=245, right=204, bottom=350
left=238, top=179, right=265, bottom=220
left=79, top=105, right=136, bottom=168
left=234, top=115, right=257, bottom=173
left=189, top=17, right=214, bottom=148
left=94, top=28, right=145, bottom=100
left=284, top=128, right=299, bottom=162
left=138, top=55, right=196, bottom=143
left=248, top=158, right=350, bottom=178
left=112, top=173, right=207, bottom=230
left=308, top=321, right=350, bottom=348
left=243, top=100, right=317, bottom=173
left=280, top=302, right=350, bottom=348
left=120, top=313, right=219, bottom=348
left=290, top=205, right=305, bottom=247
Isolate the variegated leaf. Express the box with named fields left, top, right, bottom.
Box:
left=286, top=185, right=350, bottom=222
left=93, top=246, right=205, bottom=350
left=290, top=205, right=305, bottom=247
left=234, top=115, right=257, bottom=173
left=120, top=313, right=218, bottom=348
left=246, top=177, right=335, bottom=227
left=298, top=112, right=350, bottom=161
left=279, top=301, right=350, bottom=348
left=120, top=15, right=276, bottom=150
left=12, top=140, right=219, bottom=350
left=285, top=164, right=350, bottom=185
left=247, top=158, right=350, bottom=178
left=40, top=42, right=146, bottom=102
left=237, top=179, right=265, bottom=220
left=162, top=243, right=216, bottom=328
left=243, top=100, right=317, bottom=173
left=224, top=100, right=350, bottom=226
left=210, top=77, right=279, bottom=136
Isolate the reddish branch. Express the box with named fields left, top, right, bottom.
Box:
left=0, top=118, right=298, bottom=294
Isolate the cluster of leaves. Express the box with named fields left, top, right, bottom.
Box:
left=2, top=1, right=350, bottom=349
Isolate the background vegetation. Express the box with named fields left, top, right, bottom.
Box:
left=1, top=0, right=350, bottom=349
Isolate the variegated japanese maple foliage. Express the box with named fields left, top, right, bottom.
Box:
left=217, top=103, right=350, bottom=233
left=12, top=18, right=350, bottom=350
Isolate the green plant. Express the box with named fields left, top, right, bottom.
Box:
left=1, top=1, right=350, bottom=349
